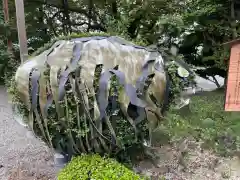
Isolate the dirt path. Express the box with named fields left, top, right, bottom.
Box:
left=0, top=86, right=57, bottom=180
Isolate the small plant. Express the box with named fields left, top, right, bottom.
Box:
left=57, top=154, right=147, bottom=180
left=166, top=61, right=195, bottom=106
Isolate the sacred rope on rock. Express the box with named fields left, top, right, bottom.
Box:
left=14, top=35, right=172, bottom=156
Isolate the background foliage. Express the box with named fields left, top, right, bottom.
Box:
left=2, top=0, right=240, bottom=84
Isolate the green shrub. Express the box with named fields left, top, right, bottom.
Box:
left=57, top=154, right=147, bottom=180
left=166, top=61, right=195, bottom=106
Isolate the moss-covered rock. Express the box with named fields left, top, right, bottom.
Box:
left=10, top=32, right=156, bottom=162
left=9, top=32, right=194, bottom=164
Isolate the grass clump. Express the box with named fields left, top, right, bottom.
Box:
left=57, top=154, right=147, bottom=180
left=159, top=89, right=240, bottom=157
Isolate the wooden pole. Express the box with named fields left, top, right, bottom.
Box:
left=14, top=0, right=28, bottom=63
left=2, top=0, right=12, bottom=51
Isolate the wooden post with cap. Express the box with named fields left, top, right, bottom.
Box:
left=223, top=38, right=240, bottom=111
left=14, top=0, right=28, bottom=63
left=2, top=0, right=12, bottom=51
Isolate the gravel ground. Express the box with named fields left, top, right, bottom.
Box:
left=137, top=138, right=240, bottom=180
left=0, top=86, right=57, bottom=180
left=1, top=84, right=240, bottom=180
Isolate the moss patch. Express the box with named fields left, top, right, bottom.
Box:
left=30, top=32, right=147, bottom=57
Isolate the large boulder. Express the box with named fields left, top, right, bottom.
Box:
left=13, top=35, right=169, bottom=157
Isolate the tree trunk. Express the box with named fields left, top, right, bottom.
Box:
left=2, top=0, right=13, bottom=52
left=87, top=0, right=93, bottom=32
left=38, top=6, right=50, bottom=41
left=128, top=14, right=143, bottom=39
left=62, top=0, right=71, bottom=35
left=231, top=0, right=237, bottom=38
left=111, top=0, right=118, bottom=19
left=212, top=75, right=221, bottom=88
